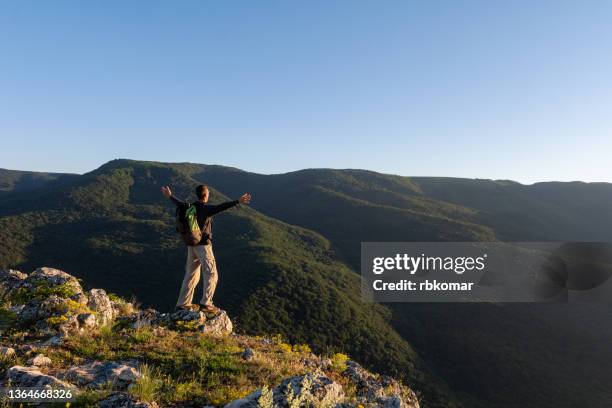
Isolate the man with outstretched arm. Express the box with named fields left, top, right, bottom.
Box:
left=161, top=184, right=251, bottom=312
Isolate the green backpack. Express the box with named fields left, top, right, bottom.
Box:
left=176, top=204, right=202, bottom=246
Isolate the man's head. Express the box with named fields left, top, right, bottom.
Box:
left=195, top=184, right=209, bottom=202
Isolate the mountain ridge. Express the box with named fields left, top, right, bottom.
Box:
left=2, top=159, right=612, bottom=408
left=5, top=159, right=611, bottom=187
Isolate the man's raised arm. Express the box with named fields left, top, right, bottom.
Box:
left=209, top=193, right=252, bottom=216
left=161, top=186, right=188, bottom=207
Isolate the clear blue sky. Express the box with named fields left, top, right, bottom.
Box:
left=1, top=1, right=611, bottom=183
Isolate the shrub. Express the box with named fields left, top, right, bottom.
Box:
left=330, top=353, right=349, bottom=372
left=292, top=344, right=311, bottom=354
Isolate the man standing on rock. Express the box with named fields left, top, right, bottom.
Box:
left=161, top=184, right=251, bottom=313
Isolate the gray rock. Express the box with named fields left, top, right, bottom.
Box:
left=153, top=312, right=171, bottom=326
left=343, top=361, right=419, bottom=408
left=58, top=314, right=80, bottom=336
left=241, top=347, right=255, bottom=361
left=29, top=267, right=86, bottom=302
left=87, top=289, right=114, bottom=325
left=0, top=269, right=28, bottom=293
left=344, top=360, right=386, bottom=400
left=27, top=353, right=52, bottom=367
left=224, top=386, right=272, bottom=408
left=98, top=392, right=159, bottom=408
left=0, top=346, right=16, bottom=358
left=170, top=309, right=205, bottom=324
left=7, top=365, right=74, bottom=389
left=200, top=310, right=233, bottom=335
left=278, top=371, right=344, bottom=407
left=378, top=395, right=404, bottom=408
left=224, top=371, right=344, bottom=408
left=42, top=336, right=63, bottom=347
left=132, top=308, right=160, bottom=329
left=61, top=361, right=141, bottom=388
left=39, top=295, right=70, bottom=316
left=78, top=313, right=97, bottom=329
left=18, top=302, right=40, bottom=322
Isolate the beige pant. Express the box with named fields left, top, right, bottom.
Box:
left=176, top=244, right=218, bottom=308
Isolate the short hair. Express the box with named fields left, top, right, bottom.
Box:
left=195, top=184, right=209, bottom=199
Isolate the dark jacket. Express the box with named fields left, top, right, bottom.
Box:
left=170, top=195, right=239, bottom=245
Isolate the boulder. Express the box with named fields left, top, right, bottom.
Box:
left=27, top=353, right=52, bottom=367
left=29, top=267, right=86, bottom=303
left=7, top=365, right=74, bottom=389
left=87, top=289, right=114, bottom=325
left=200, top=310, right=233, bottom=335
left=61, top=361, right=141, bottom=388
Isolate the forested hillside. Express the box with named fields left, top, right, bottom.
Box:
left=2, top=159, right=612, bottom=408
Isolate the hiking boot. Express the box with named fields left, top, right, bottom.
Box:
left=199, top=303, right=220, bottom=314
left=175, top=304, right=199, bottom=312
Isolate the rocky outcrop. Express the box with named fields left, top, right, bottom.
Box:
left=223, top=363, right=419, bottom=408
left=61, top=361, right=141, bottom=388
left=1, top=267, right=420, bottom=408
left=122, top=306, right=233, bottom=335
left=7, top=365, right=74, bottom=389
left=88, top=288, right=115, bottom=325
left=29, top=267, right=88, bottom=304
left=3, top=267, right=98, bottom=336
left=201, top=310, right=233, bottom=335
left=224, top=371, right=345, bottom=408
left=342, top=361, right=420, bottom=408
